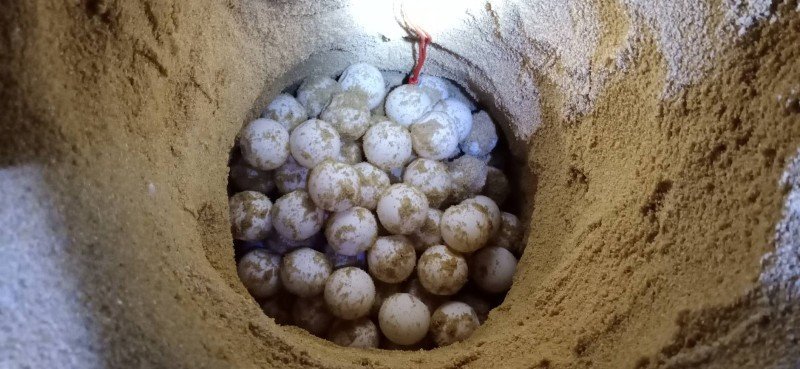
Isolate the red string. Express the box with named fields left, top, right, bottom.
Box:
left=407, top=25, right=431, bottom=85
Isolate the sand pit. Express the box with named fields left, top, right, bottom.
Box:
left=2, top=0, right=800, bottom=368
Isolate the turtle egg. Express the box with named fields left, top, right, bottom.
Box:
left=229, top=157, right=275, bottom=194
left=339, top=140, right=363, bottom=165
left=440, top=202, right=492, bottom=253
left=338, top=62, right=386, bottom=109
left=385, top=84, right=434, bottom=126
left=262, top=93, right=308, bottom=131
left=367, top=235, right=416, bottom=283
left=403, top=158, right=451, bottom=208
left=410, top=111, right=459, bottom=160
left=271, top=190, right=325, bottom=241
left=240, top=118, right=290, bottom=171
left=325, top=206, right=378, bottom=256
left=324, top=267, right=376, bottom=320
left=378, top=293, right=431, bottom=345
left=280, top=247, right=332, bottom=297
left=447, top=155, right=489, bottom=203
left=417, top=75, right=450, bottom=102
left=289, top=119, right=342, bottom=168
left=495, top=212, right=522, bottom=252
left=459, top=111, right=498, bottom=157
left=376, top=183, right=429, bottom=235
left=237, top=249, right=281, bottom=299
left=482, top=166, right=510, bottom=205
left=430, top=302, right=480, bottom=346
left=292, top=296, right=333, bottom=336
left=328, top=318, right=380, bottom=348
left=229, top=191, right=272, bottom=241
left=432, top=98, right=473, bottom=141
left=307, top=160, right=360, bottom=212
left=417, top=245, right=468, bottom=296
left=296, top=75, right=341, bottom=118
left=320, top=91, right=371, bottom=140
left=273, top=155, right=309, bottom=194
left=362, top=120, right=413, bottom=171
left=463, top=195, right=501, bottom=235
left=353, top=162, right=390, bottom=210
left=410, top=208, right=443, bottom=252
left=470, top=246, right=517, bottom=293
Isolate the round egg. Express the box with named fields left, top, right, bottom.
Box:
left=440, top=202, right=492, bottom=253
left=307, top=160, right=360, bottom=212
left=463, top=195, right=501, bottom=235
left=457, top=292, right=492, bottom=323
left=262, top=93, right=308, bottom=131
left=417, top=245, right=468, bottom=296
left=328, top=318, right=380, bottom=348
left=289, top=119, right=342, bottom=168
left=410, top=111, right=458, bottom=160
left=338, top=62, right=386, bottom=109
left=403, top=158, right=451, bottom=208
left=271, top=190, right=325, bottom=241
left=385, top=84, right=434, bottom=126
left=362, top=120, right=413, bottom=171
left=376, top=183, right=429, bottom=235
left=378, top=293, right=431, bottom=345
left=447, top=155, right=489, bottom=203
left=229, top=191, right=272, bottom=241
left=410, top=208, right=443, bottom=252
left=367, top=235, right=416, bottom=283
left=339, top=140, right=363, bottom=165
left=482, top=166, right=510, bottom=205
left=495, top=212, right=522, bottom=252
left=280, top=247, right=332, bottom=297
left=229, top=157, right=275, bottom=194
left=296, top=75, right=341, bottom=118
left=240, top=118, right=290, bottom=171
left=260, top=292, right=294, bottom=325
left=273, top=155, right=309, bottom=194
left=324, top=267, right=376, bottom=320
left=405, top=278, right=445, bottom=312
left=353, top=162, right=390, bottom=210
left=459, top=111, right=498, bottom=157
left=432, top=98, right=473, bottom=141
left=325, top=206, right=378, bottom=256
left=292, top=296, right=333, bottom=337
left=417, top=75, right=450, bottom=102
left=470, top=246, right=517, bottom=293
left=237, top=249, right=281, bottom=299
left=319, top=91, right=371, bottom=140
left=430, top=302, right=480, bottom=346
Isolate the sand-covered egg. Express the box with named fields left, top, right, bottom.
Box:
left=271, top=190, right=325, bottom=241
left=289, top=119, right=342, bottom=168
left=338, top=62, right=385, bottom=109
left=280, top=247, right=332, bottom=297
left=308, top=160, right=360, bottom=212
left=470, top=246, right=517, bottom=293
left=378, top=293, right=431, bottom=345
left=273, top=155, right=309, bottom=194
left=229, top=191, right=272, bottom=241
left=262, top=93, right=308, bottom=131
left=237, top=249, right=281, bottom=299
left=447, top=155, right=489, bottom=203
left=320, top=91, right=371, bottom=140
left=353, top=162, right=390, bottom=210
left=432, top=98, right=473, bottom=141
left=385, top=84, right=433, bottom=126
left=430, top=302, right=480, bottom=346
left=482, top=166, right=510, bottom=205
left=367, top=235, right=416, bottom=283
left=328, top=318, right=380, bottom=348
left=403, top=158, right=451, bottom=208
left=410, top=208, right=443, bottom=252
left=229, top=157, right=275, bottom=194
left=417, top=75, right=450, bottom=102
left=362, top=120, right=413, bottom=171
left=325, top=206, right=378, bottom=256
left=292, top=296, right=333, bottom=336
left=376, top=183, right=429, bottom=235
left=417, top=245, right=468, bottom=296
left=495, top=212, right=522, bottom=252
left=240, top=118, right=290, bottom=171
left=324, top=267, right=376, bottom=320
left=340, top=140, right=363, bottom=165
left=440, top=202, right=492, bottom=253
left=463, top=195, right=502, bottom=235
left=460, top=110, right=498, bottom=157
left=296, top=75, right=341, bottom=118
left=410, top=111, right=459, bottom=160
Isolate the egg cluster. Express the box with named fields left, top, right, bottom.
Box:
left=229, top=63, right=524, bottom=350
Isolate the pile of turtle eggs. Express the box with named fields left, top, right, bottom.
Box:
left=229, top=62, right=524, bottom=350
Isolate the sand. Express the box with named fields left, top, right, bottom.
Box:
left=1, top=0, right=799, bottom=368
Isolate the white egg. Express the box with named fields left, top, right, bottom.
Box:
left=470, top=246, right=517, bottom=293
left=457, top=292, right=491, bottom=323
left=240, top=118, right=290, bottom=171
left=320, top=91, right=371, bottom=140
left=403, top=158, right=451, bottom=208
left=273, top=155, right=309, bottom=194
left=289, top=119, right=342, bottom=168
left=482, top=166, right=510, bottom=205
left=410, top=111, right=459, bottom=160
left=378, top=293, right=431, bottom=345
left=280, top=247, right=332, bottom=297
left=353, top=162, right=390, bottom=210
left=338, top=63, right=386, bottom=109
left=430, top=301, right=480, bottom=346
left=262, top=93, right=308, bottom=131
left=229, top=191, right=272, bottom=241
left=229, top=157, right=275, bottom=194
left=367, top=235, right=416, bottom=283
left=339, top=140, right=363, bottom=165
left=260, top=292, right=294, bottom=325
left=271, top=190, right=325, bottom=241
left=325, top=206, right=378, bottom=256
left=440, top=202, right=492, bottom=253
left=237, top=249, right=281, bottom=299
left=447, top=155, right=489, bottom=203
left=376, top=183, right=429, bottom=235
left=410, top=208, right=443, bottom=252
left=459, top=111, right=498, bottom=157
left=362, top=120, right=413, bottom=171
left=463, top=195, right=501, bottom=235
left=324, top=267, right=376, bottom=320
left=432, top=98, right=473, bottom=141
left=296, top=75, right=341, bottom=118
left=307, top=160, right=360, bottom=212
left=417, top=75, right=450, bottom=102
left=328, top=318, right=380, bottom=348
left=385, top=84, right=433, bottom=126
left=495, top=212, right=522, bottom=252
left=417, top=245, right=468, bottom=296
left=292, top=296, right=333, bottom=336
